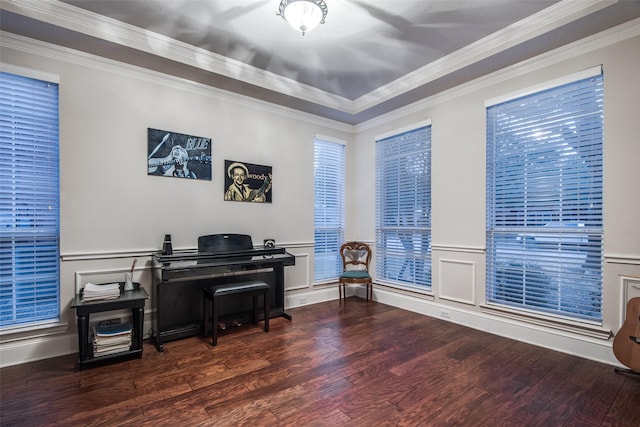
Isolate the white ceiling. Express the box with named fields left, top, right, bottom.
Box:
left=1, top=0, right=639, bottom=124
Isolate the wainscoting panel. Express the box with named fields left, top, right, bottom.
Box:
left=285, top=252, right=310, bottom=291
left=438, top=258, right=476, bottom=305
left=620, top=275, right=640, bottom=329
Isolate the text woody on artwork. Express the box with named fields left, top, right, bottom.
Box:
left=224, top=160, right=272, bottom=203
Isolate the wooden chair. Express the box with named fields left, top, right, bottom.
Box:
left=338, top=241, right=372, bottom=302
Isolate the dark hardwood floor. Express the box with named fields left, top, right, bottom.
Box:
left=1, top=299, right=639, bottom=426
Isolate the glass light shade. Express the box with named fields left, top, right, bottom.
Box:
left=279, top=0, right=327, bottom=35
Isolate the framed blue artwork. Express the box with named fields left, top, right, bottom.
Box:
left=147, top=128, right=212, bottom=180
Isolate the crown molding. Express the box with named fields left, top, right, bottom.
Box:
left=0, top=30, right=355, bottom=134
left=1, top=0, right=621, bottom=119
left=353, top=0, right=617, bottom=113
left=2, top=0, right=634, bottom=127
left=355, top=17, right=640, bottom=133
left=0, top=0, right=355, bottom=113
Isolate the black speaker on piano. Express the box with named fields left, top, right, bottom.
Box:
left=198, top=234, right=253, bottom=253
left=264, top=238, right=275, bottom=248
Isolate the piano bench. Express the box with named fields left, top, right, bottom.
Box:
left=202, top=281, right=270, bottom=346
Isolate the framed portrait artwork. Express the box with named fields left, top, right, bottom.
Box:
left=147, top=128, right=212, bottom=180
left=224, top=160, right=272, bottom=203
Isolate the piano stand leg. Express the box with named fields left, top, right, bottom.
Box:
left=153, top=337, right=164, bottom=353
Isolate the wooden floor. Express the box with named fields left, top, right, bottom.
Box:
left=1, top=299, right=639, bottom=426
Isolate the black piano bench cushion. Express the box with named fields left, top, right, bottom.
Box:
left=212, top=281, right=270, bottom=296
left=203, top=281, right=270, bottom=346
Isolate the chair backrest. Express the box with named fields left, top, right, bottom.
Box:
left=340, top=241, right=371, bottom=272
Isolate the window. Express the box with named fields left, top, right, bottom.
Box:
left=314, top=137, right=345, bottom=282
left=486, top=67, right=603, bottom=322
left=375, top=124, right=431, bottom=289
left=0, top=70, right=60, bottom=328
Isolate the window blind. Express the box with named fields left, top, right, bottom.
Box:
left=314, top=137, right=345, bottom=281
left=375, top=125, right=431, bottom=289
left=486, top=71, right=603, bottom=322
left=0, top=71, right=60, bottom=328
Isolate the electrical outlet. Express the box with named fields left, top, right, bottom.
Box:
left=440, top=310, right=450, bottom=319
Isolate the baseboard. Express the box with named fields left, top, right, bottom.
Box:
left=367, top=285, right=623, bottom=368
left=286, top=285, right=340, bottom=309
left=284, top=283, right=623, bottom=368
left=0, top=317, right=156, bottom=368
left=0, top=333, right=77, bottom=368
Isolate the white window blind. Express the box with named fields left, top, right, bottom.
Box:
left=375, top=125, right=431, bottom=289
left=314, top=137, right=345, bottom=282
left=486, top=70, right=603, bottom=322
left=0, top=71, right=60, bottom=328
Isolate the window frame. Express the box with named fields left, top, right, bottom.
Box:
left=313, top=135, right=345, bottom=283
left=375, top=122, right=432, bottom=291
left=0, top=68, right=61, bottom=330
left=485, top=66, right=604, bottom=324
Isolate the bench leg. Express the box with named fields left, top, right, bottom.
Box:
left=203, top=294, right=210, bottom=337
left=208, top=284, right=270, bottom=347
left=264, top=290, right=269, bottom=332
left=252, top=295, right=258, bottom=325
left=212, top=296, right=219, bottom=346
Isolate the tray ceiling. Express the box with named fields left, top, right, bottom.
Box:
left=1, top=0, right=639, bottom=124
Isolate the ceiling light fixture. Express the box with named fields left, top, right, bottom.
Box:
left=277, top=0, right=328, bottom=35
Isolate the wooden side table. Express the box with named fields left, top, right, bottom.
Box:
left=70, top=283, right=148, bottom=369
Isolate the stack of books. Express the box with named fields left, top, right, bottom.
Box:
left=81, top=282, right=120, bottom=302
left=92, top=322, right=132, bottom=357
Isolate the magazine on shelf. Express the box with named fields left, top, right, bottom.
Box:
left=93, top=344, right=131, bottom=357
left=94, top=322, right=132, bottom=337
left=93, top=333, right=131, bottom=346
left=92, top=323, right=132, bottom=357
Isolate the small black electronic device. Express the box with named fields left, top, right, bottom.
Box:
left=264, top=239, right=275, bottom=248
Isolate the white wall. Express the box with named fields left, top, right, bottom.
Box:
left=1, top=21, right=639, bottom=367
left=0, top=33, right=352, bottom=366
left=351, top=22, right=640, bottom=366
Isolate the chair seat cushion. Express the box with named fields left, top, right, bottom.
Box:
left=340, top=270, right=370, bottom=279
